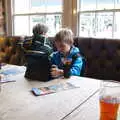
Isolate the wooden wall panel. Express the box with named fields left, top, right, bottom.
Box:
left=0, top=0, right=6, bottom=35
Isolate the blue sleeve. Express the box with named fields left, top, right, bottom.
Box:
left=70, top=57, right=83, bottom=76
left=50, top=53, right=57, bottom=65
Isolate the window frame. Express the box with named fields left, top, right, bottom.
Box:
left=6, top=0, right=79, bottom=36
left=11, top=0, right=63, bottom=36
left=78, top=0, right=120, bottom=38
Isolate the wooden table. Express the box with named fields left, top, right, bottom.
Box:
left=0, top=65, right=102, bottom=120
left=64, top=82, right=120, bottom=120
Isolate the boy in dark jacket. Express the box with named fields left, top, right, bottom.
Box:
left=24, top=23, right=53, bottom=81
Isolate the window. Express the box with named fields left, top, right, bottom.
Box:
left=12, top=0, right=62, bottom=36
left=78, top=0, right=120, bottom=38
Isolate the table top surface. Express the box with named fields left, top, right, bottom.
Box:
left=0, top=65, right=119, bottom=120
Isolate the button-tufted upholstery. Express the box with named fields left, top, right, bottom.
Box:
left=73, top=37, right=120, bottom=81
left=0, top=36, right=25, bottom=65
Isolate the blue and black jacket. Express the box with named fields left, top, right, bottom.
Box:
left=51, top=46, right=84, bottom=76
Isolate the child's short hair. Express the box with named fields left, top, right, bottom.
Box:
left=55, top=28, right=74, bottom=45
left=33, top=23, right=48, bottom=35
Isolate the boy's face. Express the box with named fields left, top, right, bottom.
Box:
left=55, top=42, right=71, bottom=54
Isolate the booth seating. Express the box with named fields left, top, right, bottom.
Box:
left=73, top=37, right=120, bottom=81
left=0, top=36, right=25, bottom=65
left=0, top=36, right=120, bottom=81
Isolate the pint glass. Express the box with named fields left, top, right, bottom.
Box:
left=99, top=81, right=120, bottom=120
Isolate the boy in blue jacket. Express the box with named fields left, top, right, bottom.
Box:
left=50, top=28, right=83, bottom=78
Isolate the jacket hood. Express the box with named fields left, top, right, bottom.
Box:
left=70, top=46, right=80, bottom=56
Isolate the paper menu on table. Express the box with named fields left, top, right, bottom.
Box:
left=32, top=82, right=79, bottom=96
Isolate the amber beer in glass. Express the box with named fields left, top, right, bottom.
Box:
left=99, top=81, right=120, bottom=120
left=63, top=60, right=71, bottom=78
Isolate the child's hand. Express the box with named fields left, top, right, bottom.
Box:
left=50, top=65, right=63, bottom=78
